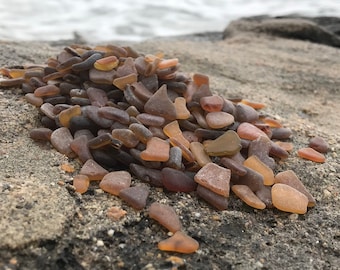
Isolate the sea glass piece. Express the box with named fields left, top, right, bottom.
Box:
left=194, top=163, right=231, bottom=197
left=204, top=130, right=241, bottom=156
left=99, top=171, right=131, bottom=196
left=243, top=155, right=275, bottom=186
left=140, top=137, right=170, bottom=162
left=158, top=231, right=199, bottom=254
left=232, top=185, right=266, bottom=210
left=274, top=170, right=316, bottom=207
left=206, top=112, right=234, bottom=129
left=161, top=167, right=197, bottom=192
left=271, top=183, right=308, bottom=214
left=149, top=202, right=181, bottom=232
left=144, top=84, right=177, bottom=120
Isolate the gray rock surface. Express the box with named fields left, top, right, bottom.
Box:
left=223, top=15, right=340, bottom=47
left=0, top=24, right=339, bottom=269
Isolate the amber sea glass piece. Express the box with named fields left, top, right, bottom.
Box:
left=297, top=147, right=326, bottom=163
left=274, top=170, right=316, bottom=207
left=243, top=155, right=275, bottom=186
left=158, top=231, right=199, bottom=254
left=140, top=137, right=170, bottom=162
left=232, top=185, right=266, bottom=210
left=271, top=183, right=308, bottom=214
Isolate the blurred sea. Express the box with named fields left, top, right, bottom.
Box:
left=0, top=0, right=339, bottom=42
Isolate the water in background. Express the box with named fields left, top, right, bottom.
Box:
left=0, top=0, right=339, bottom=42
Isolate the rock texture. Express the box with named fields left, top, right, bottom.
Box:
left=0, top=17, right=340, bottom=269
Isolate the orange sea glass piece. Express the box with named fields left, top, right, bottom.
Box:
left=200, top=95, right=224, bottom=112
left=241, top=99, right=266, bottom=109
left=274, top=170, right=316, bottom=207
left=174, top=97, right=190, bottom=119
left=94, top=55, right=119, bottom=71
left=73, top=174, right=90, bottom=194
left=297, top=147, right=326, bottom=163
left=231, top=185, right=266, bottom=210
left=140, top=137, right=170, bottom=162
left=59, top=105, right=81, bottom=128
left=271, top=183, right=308, bottom=214
left=192, top=73, right=209, bottom=87
left=261, top=116, right=283, bottom=128
left=113, top=73, right=138, bottom=90
left=237, top=122, right=268, bottom=141
left=158, top=231, right=199, bottom=254
left=275, top=141, right=294, bottom=152
left=243, top=155, right=275, bottom=186
left=158, top=58, right=179, bottom=69
left=163, top=120, right=190, bottom=149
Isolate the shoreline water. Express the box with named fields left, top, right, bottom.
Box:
left=0, top=0, right=340, bottom=43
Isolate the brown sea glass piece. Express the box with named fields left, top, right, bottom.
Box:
left=34, top=85, right=60, bottom=97
left=161, top=167, right=197, bottom=192
left=111, top=129, right=139, bottom=148
left=148, top=202, right=181, bottom=233
left=50, top=127, right=75, bottom=158
left=144, top=84, right=177, bottom=120
left=235, top=103, right=259, bottom=123
left=206, top=112, right=234, bottom=129
left=25, top=93, right=44, bottom=107
left=196, top=185, right=228, bottom=210
left=119, top=185, right=150, bottom=210
left=29, top=128, right=53, bottom=141
left=99, top=171, right=131, bottom=196
left=200, top=95, right=224, bottom=112
left=194, top=163, right=231, bottom=197
left=129, top=164, right=163, bottom=187
left=79, top=159, right=109, bottom=180
left=309, top=137, right=329, bottom=153
left=70, top=135, right=93, bottom=163
left=114, top=73, right=138, bottom=91
left=219, top=157, right=247, bottom=176
left=232, top=167, right=264, bottom=192
left=129, top=123, right=153, bottom=144
left=98, top=106, right=130, bottom=125
left=165, top=146, right=183, bottom=170
left=94, top=55, right=119, bottom=71
left=87, top=87, right=108, bottom=107
left=248, top=135, right=275, bottom=169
